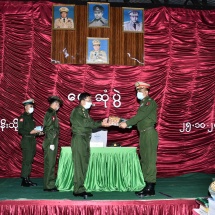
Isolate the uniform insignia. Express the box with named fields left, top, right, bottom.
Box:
left=146, top=102, right=150, bottom=106
left=20, top=118, right=24, bottom=122
left=52, top=116, right=55, bottom=121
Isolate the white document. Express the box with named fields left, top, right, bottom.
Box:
left=90, top=129, right=107, bottom=147
left=209, top=198, right=215, bottom=215
left=34, top=126, right=43, bottom=131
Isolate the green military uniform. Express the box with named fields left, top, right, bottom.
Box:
left=18, top=112, right=36, bottom=178
left=70, top=105, right=101, bottom=194
left=43, top=107, right=59, bottom=190
left=126, top=96, right=158, bottom=183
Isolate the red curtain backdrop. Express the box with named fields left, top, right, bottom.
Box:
left=0, top=1, right=215, bottom=178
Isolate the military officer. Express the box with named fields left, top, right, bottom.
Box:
left=54, top=7, right=74, bottom=29
left=88, top=40, right=107, bottom=64
left=119, top=82, right=158, bottom=197
left=123, top=10, right=143, bottom=32
left=43, top=96, right=63, bottom=192
left=70, top=92, right=110, bottom=198
left=89, top=5, right=108, bottom=27
left=18, top=98, right=41, bottom=187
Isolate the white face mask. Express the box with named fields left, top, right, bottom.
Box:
left=137, top=92, right=145, bottom=100
left=28, top=107, right=34, bottom=114
left=84, top=101, right=92, bottom=109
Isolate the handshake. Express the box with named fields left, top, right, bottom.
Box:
left=101, top=116, right=129, bottom=129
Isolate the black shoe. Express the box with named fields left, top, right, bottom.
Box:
left=21, top=178, right=31, bottom=187
left=135, top=188, right=144, bottom=195
left=43, top=187, right=59, bottom=192
left=137, top=183, right=155, bottom=197
left=73, top=191, right=93, bottom=198
left=27, top=177, right=37, bottom=186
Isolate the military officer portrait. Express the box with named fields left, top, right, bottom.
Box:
left=53, top=5, right=74, bottom=29
left=123, top=8, right=144, bottom=32
left=119, top=82, right=158, bottom=197
left=87, top=38, right=109, bottom=64
left=18, top=99, right=43, bottom=187
left=88, top=3, right=109, bottom=28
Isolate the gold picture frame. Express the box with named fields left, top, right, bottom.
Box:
left=122, top=7, right=144, bottom=33
left=87, top=2, right=110, bottom=28
left=52, top=4, right=75, bottom=30
left=86, top=37, right=109, bottom=64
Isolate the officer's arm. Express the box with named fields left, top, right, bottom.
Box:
left=43, top=112, right=54, bottom=133
left=54, top=19, right=59, bottom=28
left=18, top=118, right=32, bottom=136
left=100, top=52, right=107, bottom=61
left=84, top=118, right=101, bottom=129
left=43, top=112, right=57, bottom=141
left=126, top=101, right=156, bottom=127
left=18, top=117, right=36, bottom=136
left=71, top=108, right=101, bottom=129
left=71, top=19, right=74, bottom=28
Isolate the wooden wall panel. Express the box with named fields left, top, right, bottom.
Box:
left=51, top=5, right=144, bottom=66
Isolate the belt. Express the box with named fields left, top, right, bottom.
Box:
left=23, top=135, right=35, bottom=138
left=140, top=127, right=154, bottom=133
left=73, top=133, right=91, bottom=138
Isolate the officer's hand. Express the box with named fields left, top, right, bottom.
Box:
left=30, top=129, right=40, bottom=134
left=38, top=132, right=44, bottom=136
left=50, top=145, right=55, bottom=151
left=119, top=122, right=127, bottom=129
left=102, top=118, right=111, bottom=127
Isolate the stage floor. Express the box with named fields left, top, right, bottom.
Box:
left=0, top=173, right=214, bottom=201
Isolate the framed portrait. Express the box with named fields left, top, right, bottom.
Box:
left=52, top=5, right=75, bottom=30
left=122, top=7, right=144, bottom=33
left=86, top=37, right=109, bottom=64
left=87, top=2, right=110, bottom=28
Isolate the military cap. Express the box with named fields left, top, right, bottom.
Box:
left=48, top=96, right=63, bottom=106
left=92, top=39, right=100, bottom=45
left=93, top=5, right=104, bottom=12
left=22, top=98, right=34, bottom=106
left=128, top=10, right=139, bottom=16
left=135, top=81, right=150, bottom=89
left=59, top=7, right=69, bottom=13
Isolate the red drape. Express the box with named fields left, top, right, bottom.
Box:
left=0, top=1, right=215, bottom=178
left=0, top=200, right=198, bottom=215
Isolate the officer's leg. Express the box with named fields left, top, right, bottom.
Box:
left=21, top=138, right=32, bottom=178
left=143, top=130, right=158, bottom=183
left=72, top=136, right=89, bottom=194
left=27, top=139, right=37, bottom=186
left=44, top=138, right=58, bottom=189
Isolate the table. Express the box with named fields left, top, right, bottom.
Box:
left=55, top=147, right=145, bottom=192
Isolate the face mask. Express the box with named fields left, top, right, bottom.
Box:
left=28, top=107, right=34, bottom=114
left=84, top=101, right=92, bottom=109
left=137, top=92, right=145, bottom=100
